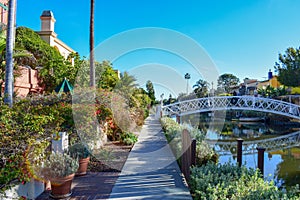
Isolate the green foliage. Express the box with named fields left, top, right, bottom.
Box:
left=193, top=79, right=209, bottom=98
left=146, top=80, right=155, bottom=105
left=190, top=162, right=300, bottom=200
left=41, top=152, right=78, bottom=179
left=0, top=96, right=69, bottom=191
left=275, top=47, right=300, bottom=87
left=96, top=60, right=119, bottom=90
left=217, top=73, right=240, bottom=93
left=120, top=132, right=138, bottom=145
left=258, top=85, right=288, bottom=98
left=68, top=143, right=91, bottom=159
left=160, top=117, right=218, bottom=166
left=15, top=27, right=81, bottom=92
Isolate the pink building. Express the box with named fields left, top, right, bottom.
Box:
left=14, top=66, right=43, bottom=97
left=0, top=0, right=8, bottom=28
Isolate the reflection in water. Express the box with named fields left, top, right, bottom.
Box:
left=200, top=121, right=300, bottom=188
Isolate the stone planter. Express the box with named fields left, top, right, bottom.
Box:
left=76, top=157, right=90, bottom=176
left=49, top=173, right=75, bottom=199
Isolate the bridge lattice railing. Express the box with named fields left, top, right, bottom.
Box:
left=205, top=130, right=300, bottom=156
left=162, top=96, right=300, bottom=120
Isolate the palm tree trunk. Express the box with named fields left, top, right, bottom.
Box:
left=89, top=0, right=95, bottom=87
left=4, top=0, right=16, bottom=107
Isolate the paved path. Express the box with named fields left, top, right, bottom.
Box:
left=109, top=114, right=193, bottom=200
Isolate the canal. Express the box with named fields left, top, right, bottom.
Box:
left=181, top=112, right=300, bottom=188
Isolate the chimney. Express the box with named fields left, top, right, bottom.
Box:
left=40, top=10, right=55, bottom=32
left=268, top=69, right=273, bottom=80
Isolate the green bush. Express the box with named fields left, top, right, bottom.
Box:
left=160, top=117, right=218, bottom=166
left=120, top=132, right=138, bottom=145
left=190, top=162, right=300, bottom=200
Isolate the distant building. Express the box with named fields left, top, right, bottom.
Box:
left=257, top=70, right=281, bottom=89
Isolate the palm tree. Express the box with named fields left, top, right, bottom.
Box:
left=184, top=73, right=191, bottom=94
left=193, top=79, right=209, bottom=98
left=89, top=0, right=95, bottom=87
left=115, top=72, right=139, bottom=107
left=4, top=0, right=16, bottom=107
left=115, top=72, right=138, bottom=93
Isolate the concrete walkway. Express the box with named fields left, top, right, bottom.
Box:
left=109, top=114, right=193, bottom=200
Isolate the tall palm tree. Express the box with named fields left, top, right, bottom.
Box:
left=4, top=0, right=16, bottom=107
left=89, top=0, right=95, bottom=87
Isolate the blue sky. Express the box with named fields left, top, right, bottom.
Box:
left=16, top=0, right=300, bottom=97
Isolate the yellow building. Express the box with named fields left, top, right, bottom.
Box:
left=257, top=75, right=281, bottom=89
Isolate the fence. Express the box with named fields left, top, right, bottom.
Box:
left=181, top=129, right=196, bottom=181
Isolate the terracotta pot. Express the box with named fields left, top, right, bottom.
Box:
left=49, top=173, right=74, bottom=199
left=76, top=157, right=90, bottom=176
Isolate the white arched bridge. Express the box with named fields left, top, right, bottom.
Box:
left=162, top=96, right=300, bottom=120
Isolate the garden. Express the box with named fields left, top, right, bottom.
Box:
left=0, top=86, right=151, bottom=199
left=160, top=117, right=300, bottom=199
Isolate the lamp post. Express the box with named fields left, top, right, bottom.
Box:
left=184, top=73, right=191, bottom=94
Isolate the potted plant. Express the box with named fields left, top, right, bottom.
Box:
left=68, top=143, right=91, bottom=176
left=41, top=152, right=78, bottom=199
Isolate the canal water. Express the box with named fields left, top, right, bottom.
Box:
left=181, top=113, right=300, bottom=188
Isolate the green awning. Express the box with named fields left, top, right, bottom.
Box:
left=55, top=78, right=73, bottom=95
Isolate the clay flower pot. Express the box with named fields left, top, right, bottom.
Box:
left=76, top=157, right=90, bottom=176
left=49, top=173, right=75, bottom=199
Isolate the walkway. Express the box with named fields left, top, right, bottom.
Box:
left=109, top=114, right=193, bottom=200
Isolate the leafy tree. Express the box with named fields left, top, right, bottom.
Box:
left=275, top=47, right=300, bottom=87
left=146, top=80, right=155, bottom=105
left=97, top=61, right=119, bottom=90
left=193, top=79, right=209, bottom=98
left=217, top=73, right=239, bottom=93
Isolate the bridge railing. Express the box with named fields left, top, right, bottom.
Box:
left=162, top=96, right=300, bottom=120
left=206, top=130, right=300, bottom=156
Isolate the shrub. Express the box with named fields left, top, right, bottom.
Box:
left=160, top=117, right=218, bottom=166
left=120, top=132, right=138, bottom=145
left=190, top=162, right=300, bottom=200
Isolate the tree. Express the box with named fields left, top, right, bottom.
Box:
left=89, top=0, right=95, bottom=87
left=217, top=73, right=239, bottom=94
left=275, top=47, right=300, bottom=87
left=97, top=61, right=119, bottom=90
left=4, top=0, right=16, bottom=107
left=193, top=79, right=209, bottom=98
left=184, top=73, right=191, bottom=94
left=115, top=72, right=138, bottom=92
left=146, top=80, right=155, bottom=105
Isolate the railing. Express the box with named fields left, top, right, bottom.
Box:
left=181, top=129, right=196, bottom=181
left=162, top=96, right=300, bottom=120
left=206, top=130, right=300, bottom=156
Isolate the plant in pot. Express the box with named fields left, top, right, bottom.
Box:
left=68, top=143, right=91, bottom=176
left=41, top=152, right=78, bottom=199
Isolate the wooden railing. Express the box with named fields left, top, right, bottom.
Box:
left=181, top=129, right=196, bottom=181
